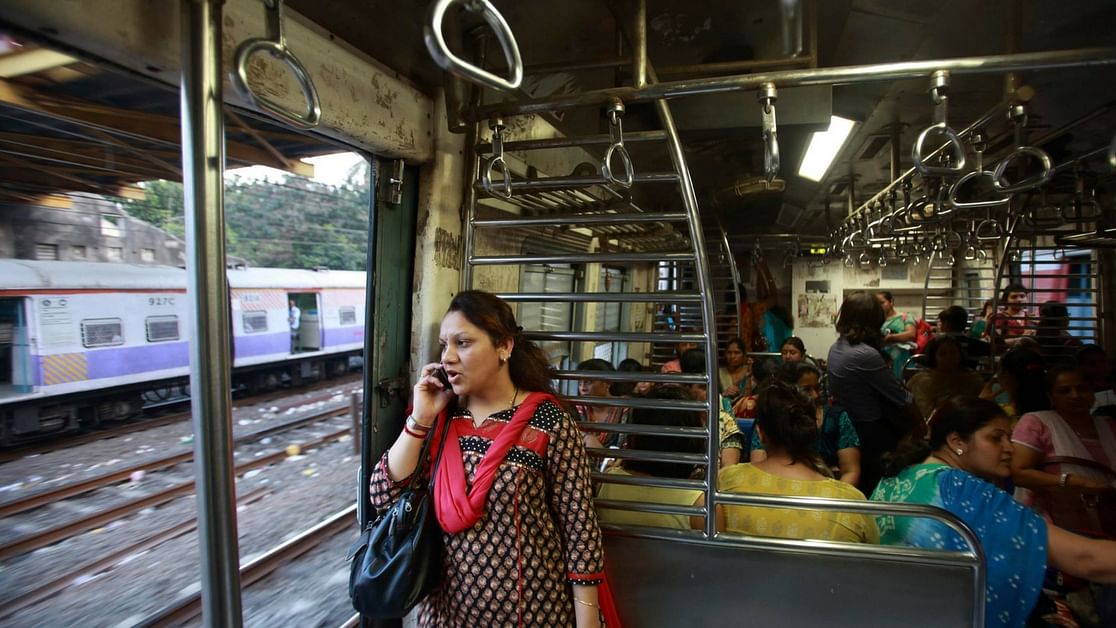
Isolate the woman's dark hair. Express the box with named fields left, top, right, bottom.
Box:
left=878, top=291, right=894, bottom=303
left=623, top=387, right=705, bottom=478
left=1037, top=301, right=1070, bottom=337
left=1076, top=344, right=1106, bottom=362
left=578, top=358, right=614, bottom=372
left=446, top=290, right=555, bottom=394
left=754, top=380, right=827, bottom=475
left=922, top=335, right=966, bottom=369
left=776, top=360, right=821, bottom=385
left=780, top=336, right=806, bottom=356
left=999, top=346, right=1048, bottom=414
left=937, top=305, right=968, bottom=332
left=725, top=336, right=747, bottom=356
left=1045, top=365, right=1091, bottom=395
left=883, top=396, right=1007, bottom=476
left=611, top=358, right=644, bottom=396
left=981, top=299, right=994, bottom=316
left=679, top=347, right=707, bottom=375
left=835, top=291, right=885, bottom=346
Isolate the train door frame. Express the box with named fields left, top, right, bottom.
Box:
left=0, top=297, right=32, bottom=393
left=358, top=158, right=419, bottom=600
left=286, top=291, right=320, bottom=353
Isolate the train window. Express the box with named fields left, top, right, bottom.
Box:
left=81, top=318, right=124, bottom=348
left=594, top=267, right=628, bottom=362
left=141, top=248, right=156, bottom=262
left=339, top=306, right=357, bottom=326
left=106, top=247, right=123, bottom=261
left=242, top=311, right=268, bottom=333
left=145, top=315, right=180, bottom=342
left=518, top=264, right=576, bottom=367
left=71, top=245, right=87, bottom=259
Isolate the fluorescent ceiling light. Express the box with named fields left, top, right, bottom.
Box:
left=797, top=116, right=856, bottom=182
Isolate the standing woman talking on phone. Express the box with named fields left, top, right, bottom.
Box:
left=370, top=290, right=615, bottom=627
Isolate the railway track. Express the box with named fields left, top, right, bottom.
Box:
left=0, top=401, right=354, bottom=518
left=135, top=504, right=356, bottom=627
left=0, top=374, right=362, bottom=463
left=0, top=487, right=272, bottom=620
left=0, top=421, right=352, bottom=562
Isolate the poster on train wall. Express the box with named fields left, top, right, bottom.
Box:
left=797, top=292, right=838, bottom=328
left=35, top=296, right=78, bottom=348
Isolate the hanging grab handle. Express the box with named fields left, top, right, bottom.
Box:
left=481, top=118, right=513, bottom=199
left=231, top=0, right=322, bottom=129
left=948, top=134, right=1009, bottom=209
left=424, top=0, right=524, bottom=92
left=912, top=71, right=966, bottom=176
left=992, top=104, right=1054, bottom=193
left=759, top=83, right=780, bottom=182
left=602, top=100, right=634, bottom=189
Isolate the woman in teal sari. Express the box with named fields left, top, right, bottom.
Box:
left=877, top=291, right=916, bottom=379
left=872, top=396, right=1116, bottom=628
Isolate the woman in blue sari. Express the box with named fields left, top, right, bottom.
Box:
left=872, top=396, right=1116, bottom=628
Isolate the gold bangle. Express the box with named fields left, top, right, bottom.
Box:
left=573, top=598, right=599, bottom=609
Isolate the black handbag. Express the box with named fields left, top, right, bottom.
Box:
left=348, top=416, right=451, bottom=618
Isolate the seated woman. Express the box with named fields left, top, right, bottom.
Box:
left=574, top=358, right=630, bottom=450
left=680, top=348, right=744, bottom=468
left=780, top=336, right=808, bottom=364
left=873, top=396, right=1116, bottom=628
left=979, top=345, right=1048, bottom=420
left=1012, top=366, right=1116, bottom=535
left=597, top=387, right=705, bottom=530
left=750, top=362, right=862, bottom=486
left=908, top=335, right=985, bottom=421
left=718, top=336, right=754, bottom=404
left=717, top=380, right=878, bottom=543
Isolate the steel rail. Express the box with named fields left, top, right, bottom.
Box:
left=134, top=504, right=356, bottom=627
left=470, top=47, right=1116, bottom=121
left=0, top=403, right=352, bottom=517
left=0, top=488, right=271, bottom=620
left=0, top=427, right=349, bottom=562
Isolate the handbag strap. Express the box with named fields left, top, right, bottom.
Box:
left=407, top=409, right=453, bottom=492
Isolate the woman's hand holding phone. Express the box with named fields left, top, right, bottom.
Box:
left=413, top=362, right=454, bottom=425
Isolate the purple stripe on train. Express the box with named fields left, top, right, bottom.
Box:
left=85, top=342, right=190, bottom=379
left=324, top=327, right=363, bottom=346
left=234, top=331, right=289, bottom=358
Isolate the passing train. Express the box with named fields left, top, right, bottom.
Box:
left=0, top=259, right=365, bottom=443
left=1, top=0, right=1115, bottom=626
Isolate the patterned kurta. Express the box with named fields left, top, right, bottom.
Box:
left=370, top=399, right=605, bottom=627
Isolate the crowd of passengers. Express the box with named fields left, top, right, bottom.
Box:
left=371, top=288, right=1115, bottom=628
left=586, top=286, right=1116, bottom=628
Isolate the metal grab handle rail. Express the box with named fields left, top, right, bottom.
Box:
left=992, top=104, right=1054, bottom=193
left=424, top=0, right=524, bottom=92
left=230, top=0, right=322, bottom=129
left=481, top=118, right=513, bottom=199
left=759, top=83, right=780, bottom=182
left=912, top=71, right=966, bottom=176
left=602, top=100, right=635, bottom=189
left=948, top=133, right=1010, bottom=209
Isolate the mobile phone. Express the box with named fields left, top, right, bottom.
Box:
left=433, top=367, right=452, bottom=389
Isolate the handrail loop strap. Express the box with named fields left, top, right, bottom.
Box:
left=992, top=103, right=1054, bottom=193
left=912, top=71, right=966, bottom=176
left=758, top=82, right=780, bottom=182
left=424, top=0, right=524, bottom=92
left=231, top=0, right=322, bottom=129
left=481, top=118, right=513, bottom=199
left=602, top=100, right=634, bottom=189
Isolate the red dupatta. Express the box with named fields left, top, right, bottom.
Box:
left=430, top=391, right=557, bottom=534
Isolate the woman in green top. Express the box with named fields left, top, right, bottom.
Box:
left=877, top=291, right=916, bottom=379
left=969, top=299, right=994, bottom=339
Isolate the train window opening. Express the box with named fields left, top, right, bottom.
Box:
left=99, top=214, right=123, bottom=238
left=242, top=311, right=268, bottom=334
left=80, top=318, right=124, bottom=348
left=338, top=306, right=357, bottom=326
left=145, top=316, right=180, bottom=343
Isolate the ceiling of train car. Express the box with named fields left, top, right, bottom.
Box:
left=293, top=0, right=1116, bottom=240
left=0, top=37, right=345, bottom=204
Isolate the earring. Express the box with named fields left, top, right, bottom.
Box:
left=955, top=448, right=964, bottom=456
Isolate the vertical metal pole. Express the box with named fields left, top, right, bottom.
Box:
left=1098, top=248, right=1116, bottom=351
left=632, top=0, right=648, bottom=89
left=890, top=124, right=902, bottom=183
left=180, top=1, right=243, bottom=626
left=350, top=392, right=361, bottom=455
